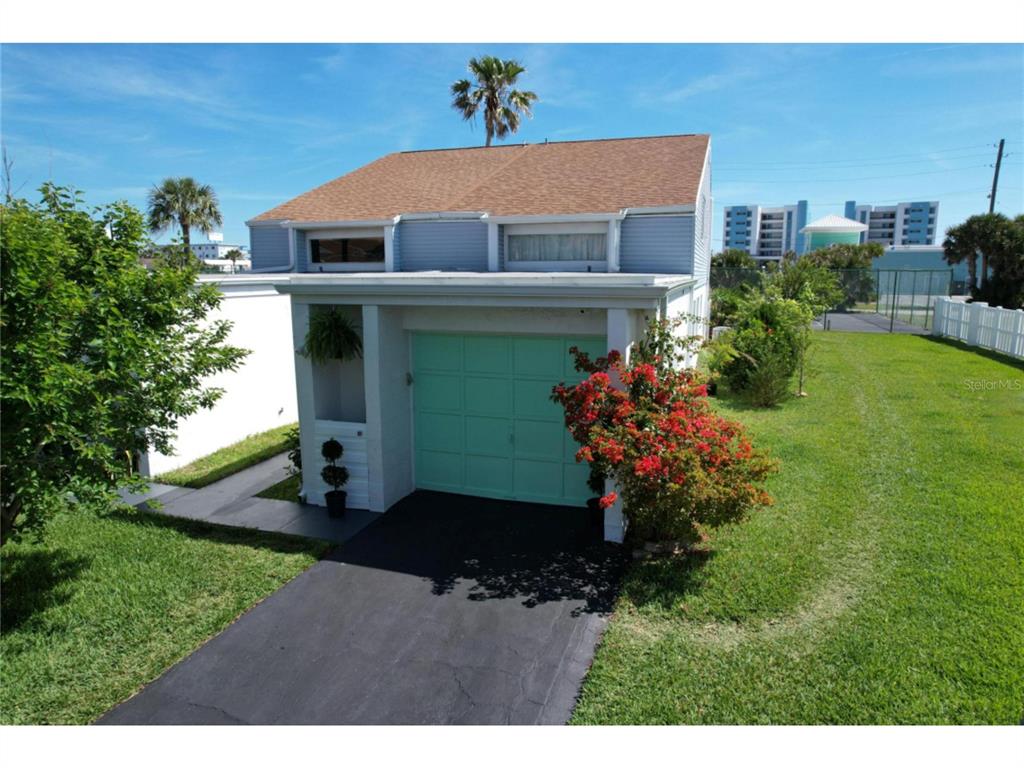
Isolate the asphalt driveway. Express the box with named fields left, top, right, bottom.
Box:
left=98, top=491, right=625, bottom=725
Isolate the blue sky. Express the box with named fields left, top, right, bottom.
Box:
left=2, top=43, right=1022, bottom=249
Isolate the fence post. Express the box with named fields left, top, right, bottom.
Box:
left=889, top=271, right=900, bottom=333
left=931, top=297, right=945, bottom=336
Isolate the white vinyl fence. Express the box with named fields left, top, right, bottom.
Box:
left=931, top=297, right=1024, bottom=359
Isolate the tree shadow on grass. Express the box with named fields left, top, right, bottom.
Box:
left=920, top=335, right=1024, bottom=371
left=617, top=549, right=717, bottom=612
left=710, top=387, right=785, bottom=414
left=1, top=548, right=92, bottom=632
left=102, top=506, right=330, bottom=559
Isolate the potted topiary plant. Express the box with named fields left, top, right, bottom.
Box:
left=320, top=438, right=349, bottom=518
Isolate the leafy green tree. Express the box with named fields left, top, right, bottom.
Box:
left=805, top=242, right=884, bottom=269
left=451, top=56, right=538, bottom=147
left=944, top=213, right=1024, bottom=306
left=147, top=177, right=222, bottom=259
left=712, top=248, right=757, bottom=268
left=1, top=185, right=248, bottom=544
left=765, top=257, right=844, bottom=317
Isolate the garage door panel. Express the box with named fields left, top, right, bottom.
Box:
left=413, top=333, right=462, bottom=371
left=513, top=337, right=564, bottom=379
left=514, top=419, right=564, bottom=461
left=416, top=449, right=462, bottom=490
left=465, top=375, right=511, bottom=416
left=464, top=335, right=510, bottom=373
left=513, top=458, right=565, bottom=502
left=416, top=412, right=462, bottom=452
left=563, top=430, right=584, bottom=462
left=563, top=337, right=609, bottom=384
left=466, top=416, right=512, bottom=457
left=415, top=372, right=462, bottom=412
left=563, top=463, right=592, bottom=504
left=513, top=379, right=562, bottom=421
left=464, top=455, right=513, bottom=496
left=413, top=331, right=604, bottom=508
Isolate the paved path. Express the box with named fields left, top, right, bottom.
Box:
left=121, top=453, right=379, bottom=544
left=99, top=491, right=625, bottom=725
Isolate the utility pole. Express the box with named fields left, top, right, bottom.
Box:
left=988, top=138, right=1005, bottom=214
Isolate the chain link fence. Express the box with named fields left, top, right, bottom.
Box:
left=711, top=267, right=954, bottom=332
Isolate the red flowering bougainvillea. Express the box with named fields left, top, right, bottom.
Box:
left=551, top=318, right=777, bottom=546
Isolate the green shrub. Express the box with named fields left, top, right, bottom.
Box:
left=720, top=295, right=806, bottom=406
left=710, top=286, right=751, bottom=327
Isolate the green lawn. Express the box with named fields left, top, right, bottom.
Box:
left=0, top=507, right=327, bottom=724
left=573, top=332, right=1024, bottom=724
left=256, top=474, right=302, bottom=502
left=156, top=423, right=296, bottom=488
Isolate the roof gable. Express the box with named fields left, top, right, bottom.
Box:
left=252, top=134, right=710, bottom=223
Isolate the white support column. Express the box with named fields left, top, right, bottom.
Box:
left=487, top=221, right=499, bottom=271
left=603, top=307, right=636, bottom=544
left=383, top=224, right=396, bottom=272
left=290, top=300, right=318, bottom=500
left=606, top=219, right=620, bottom=273
left=361, top=305, right=385, bottom=511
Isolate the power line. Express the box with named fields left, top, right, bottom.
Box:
left=716, top=152, right=994, bottom=171
left=713, top=187, right=1000, bottom=208
left=713, top=142, right=995, bottom=167
left=717, top=164, right=991, bottom=184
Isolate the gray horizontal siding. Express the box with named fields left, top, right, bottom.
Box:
left=295, top=230, right=309, bottom=272
left=397, top=221, right=487, bottom=272
left=497, top=224, right=504, bottom=270
left=619, top=215, right=695, bottom=274
left=392, top=224, right=401, bottom=271
left=248, top=225, right=290, bottom=271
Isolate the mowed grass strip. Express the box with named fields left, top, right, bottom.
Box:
left=1, top=507, right=327, bottom=724
left=156, top=423, right=296, bottom=488
left=256, top=474, right=301, bottom=502
left=572, top=333, right=1024, bottom=724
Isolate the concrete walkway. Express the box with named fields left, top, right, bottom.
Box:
left=121, top=452, right=379, bottom=544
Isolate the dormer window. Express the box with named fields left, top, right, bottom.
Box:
left=311, top=237, right=385, bottom=264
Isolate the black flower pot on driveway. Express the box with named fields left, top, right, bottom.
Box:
left=320, top=438, right=350, bottom=519
left=325, top=490, right=347, bottom=518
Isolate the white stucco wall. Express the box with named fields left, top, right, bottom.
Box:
left=142, top=278, right=298, bottom=477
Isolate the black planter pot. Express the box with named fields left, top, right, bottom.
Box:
left=586, top=497, right=603, bottom=529
left=325, top=490, right=347, bottom=518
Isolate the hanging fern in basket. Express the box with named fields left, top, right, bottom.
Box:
left=301, top=307, right=363, bottom=364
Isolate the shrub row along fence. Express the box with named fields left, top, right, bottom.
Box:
left=931, top=298, right=1024, bottom=359
left=711, top=267, right=953, bottom=331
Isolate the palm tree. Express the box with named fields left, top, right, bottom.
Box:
left=450, top=56, right=538, bottom=147
left=147, top=177, right=222, bottom=257
left=943, top=213, right=1010, bottom=293
left=224, top=248, right=244, bottom=274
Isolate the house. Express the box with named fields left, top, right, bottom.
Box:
left=191, top=242, right=250, bottom=261
left=247, top=134, right=712, bottom=542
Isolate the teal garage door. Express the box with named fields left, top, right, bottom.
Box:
left=412, top=333, right=607, bottom=507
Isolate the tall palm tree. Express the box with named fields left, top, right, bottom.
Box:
left=450, top=56, right=538, bottom=147
left=147, top=177, right=222, bottom=256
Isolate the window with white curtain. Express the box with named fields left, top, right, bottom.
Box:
left=507, top=233, right=607, bottom=262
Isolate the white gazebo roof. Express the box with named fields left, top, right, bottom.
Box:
left=800, top=214, right=869, bottom=233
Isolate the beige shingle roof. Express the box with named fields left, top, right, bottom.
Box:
left=252, top=134, right=710, bottom=223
